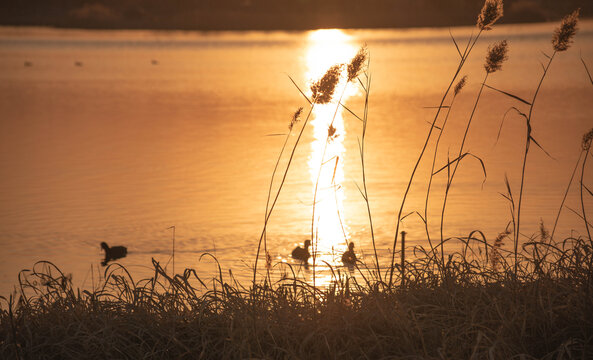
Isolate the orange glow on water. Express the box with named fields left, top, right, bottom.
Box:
left=305, top=29, right=358, bottom=264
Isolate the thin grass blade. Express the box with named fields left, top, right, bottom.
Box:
left=287, top=74, right=312, bottom=104
left=484, top=84, right=532, bottom=105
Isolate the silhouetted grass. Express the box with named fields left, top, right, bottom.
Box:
left=2, top=235, right=593, bottom=359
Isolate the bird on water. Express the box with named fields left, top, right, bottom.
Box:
left=100, top=242, right=128, bottom=266
left=292, top=239, right=311, bottom=262
left=342, top=242, right=357, bottom=265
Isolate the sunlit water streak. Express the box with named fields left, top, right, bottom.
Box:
left=305, top=30, right=360, bottom=286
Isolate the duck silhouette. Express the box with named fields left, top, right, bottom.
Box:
left=342, top=242, right=357, bottom=265
left=291, top=239, right=311, bottom=262
left=101, top=242, right=127, bottom=266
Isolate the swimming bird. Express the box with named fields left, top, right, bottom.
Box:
left=101, top=242, right=127, bottom=266
left=342, top=242, right=357, bottom=265
left=292, top=239, right=311, bottom=262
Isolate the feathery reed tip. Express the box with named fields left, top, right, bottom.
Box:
left=311, top=64, right=343, bottom=104
left=490, top=228, right=509, bottom=270
left=347, top=46, right=368, bottom=82
left=288, top=107, right=303, bottom=131
left=265, top=251, right=272, bottom=270
left=539, top=219, right=549, bottom=241
left=477, top=0, right=503, bottom=31
left=484, top=40, right=509, bottom=73
left=454, top=75, right=468, bottom=96
left=552, top=9, right=579, bottom=52
left=328, top=124, right=339, bottom=141
left=582, top=128, right=593, bottom=151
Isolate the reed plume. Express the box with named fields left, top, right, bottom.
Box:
left=328, top=124, right=338, bottom=141
left=485, top=40, right=509, bottom=73
left=477, top=0, right=503, bottom=31
left=490, top=229, right=509, bottom=270
left=552, top=9, right=580, bottom=52
left=582, top=128, right=593, bottom=151
left=311, top=64, right=343, bottom=104
left=289, top=107, right=303, bottom=131
left=454, top=75, right=468, bottom=96
left=347, top=46, right=368, bottom=82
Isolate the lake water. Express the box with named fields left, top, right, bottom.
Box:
left=1, top=22, right=592, bottom=295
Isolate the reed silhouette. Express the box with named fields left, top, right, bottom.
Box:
left=513, top=9, right=580, bottom=275
left=388, top=0, right=503, bottom=286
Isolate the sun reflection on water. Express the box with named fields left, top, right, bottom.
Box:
left=305, top=29, right=358, bottom=273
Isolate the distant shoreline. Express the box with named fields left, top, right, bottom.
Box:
left=1, top=17, right=592, bottom=37
left=1, top=0, right=590, bottom=33
left=0, top=17, right=591, bottom=33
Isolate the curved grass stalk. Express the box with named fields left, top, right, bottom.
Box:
left=423, top=94, right=459, bottom=260
left=357, top=70, right=382, bottom=281
left=551, top=150, right=583, bottom=240
left=388, top=30, right=483, bottom=286
left=514, top=51, right=556, bottom=275
left=253, top=99, right=317, bottom=286
left=261, top=121, right=297, bottom=280
left=439, top=72, right=489, bottom=269
left=580, top=147, right=592, bottom=242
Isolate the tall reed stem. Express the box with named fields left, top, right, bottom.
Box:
left=424, top=96, right=458, bottom=258
left=357, top=72, right=382, bottom=281
left=388, top=31, right=482, bottom=286
left=440, top=72, right=489, bottom=268
left=261, top=118, right=297, bottom=281
left=253, top=100, right=317, bottom=286
left=551, top=150, right=583, bottom=240
left=515, top=51, right=556, bottom=275
left=580, top=147, right=592, bottom=242
left=400, top=231, right=406, bottom=288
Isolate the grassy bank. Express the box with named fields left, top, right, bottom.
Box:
left=2, top=1, right=593, bottom=358
left=1, top=236, right=593, bottom=359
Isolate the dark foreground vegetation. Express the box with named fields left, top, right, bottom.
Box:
left=1, top=238, right=592, bottom=359
left=1, top=0, right=592, bottom=31
left=2, top=1, right=593, bottom=358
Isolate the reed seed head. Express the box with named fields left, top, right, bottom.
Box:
left=484, top=40, right=509, bottom=73
left=347, top=46, right=368, bottom=82
left=552, top=9, right=579, bottom=52
left=328, top=124, right=339, bottom=141
left=311, top=64, right=343, bottom=104
left=582, top=128, right=593, bottom=151
left=288, top=107, right=303, bottom=131
left=454, top=75, right=468, bottom=96
left=477, top=0, right=503, bottom=31
left=539, top=219, right=549, bottom=241
left=265, top=251, right=272, bottom=270
left=490, top=228, right=509, bottom=270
